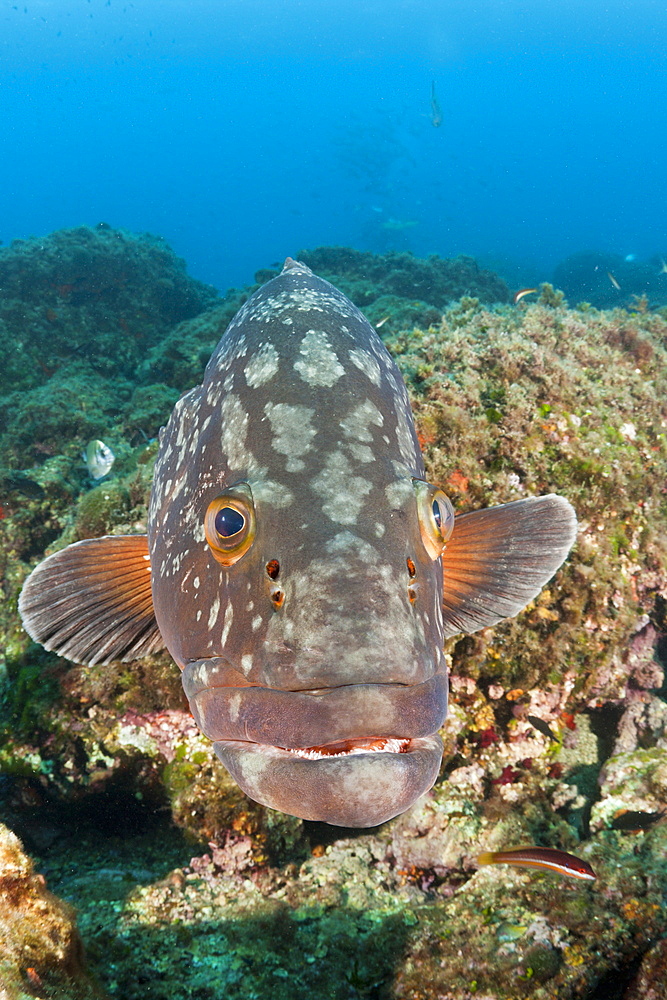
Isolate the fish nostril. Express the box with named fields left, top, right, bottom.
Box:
left=271, top=588, right=284, bottom=609
left=406, top=557, right=416, bottom=578
left=266, top=559, right=280, bottom=580
left=408, top=587, right=417, bottom=603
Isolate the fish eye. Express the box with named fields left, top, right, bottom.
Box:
left=204, top=483, right=256, bottom=566
left=214, top=506, right=245, bottom=538
left=413, top=479, right=455, bottom=560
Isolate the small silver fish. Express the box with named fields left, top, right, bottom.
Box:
left=83, top=440, right=115, bottom=480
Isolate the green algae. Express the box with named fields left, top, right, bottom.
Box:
left=297, top=246, right=510, bottom=307
left=0, top=224, right=217, bottom=395
left=24, top=817, right=667, bottom=1000
left=75, top=482, right=133, bottom=539
left=384, top=296, right=667, bottom=703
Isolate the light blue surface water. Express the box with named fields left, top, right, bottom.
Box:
left=0, top=0, right=665, bottom=290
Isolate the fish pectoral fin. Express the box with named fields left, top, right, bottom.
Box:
left=18, top=534, right=164, bottom=665
left=441, top=494, right=577, bottom=637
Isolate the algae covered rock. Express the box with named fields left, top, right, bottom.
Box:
left=0, top=224, right=218, bottom=393
left=0, top=823, right=107, bottom=999
left=624, top=937, right=667, bottom=999
left=388, top=293, right=667, bottom=702
left=297, top=245, right=510, bottom=308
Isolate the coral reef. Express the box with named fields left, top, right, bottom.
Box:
left=1, top=228, right=667, bottom=997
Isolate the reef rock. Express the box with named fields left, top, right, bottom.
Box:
left=0, top=823, right=106, bottom=999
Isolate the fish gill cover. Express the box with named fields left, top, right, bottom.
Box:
left=2, top=227, right=667, bottom=997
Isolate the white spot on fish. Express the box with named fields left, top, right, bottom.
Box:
left=394, top=399, right=420, bottom=466
left=263, top=287, right=359, bottom=323
left=244, top=342, right=280, bottom=388
left=221, top=603, right=234, bottom=646
left=220, top=394, right=250, bottom=470
left=265, top=402, right=317, bottom=472
left=251, top=615, right=263, bottom=631
left=349, top=348, right=382, bottom=386
left=385, top=479, right=414, bottom=508
left=346, top=442, right=374, bottom=463
left=325, top=532, right=380, bottom=563
left=193, top=576, right=200, bottom=589
left=251, top=476, right=293, bottom=507
left=340, top=400, right=384, bottom=443
left=208, top=595, right=221, bottom=629
left=294, top=330, right=345, bottom=387
left=213, top=334, right=248, bottom=368
left=241, top=653, right=253, bottom=673
left=311, top=451, right=372, bottom=525
left=228, top=692, right=242, bottom=721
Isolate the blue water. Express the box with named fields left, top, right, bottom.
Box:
left=1, top=0, right=665, bottom=292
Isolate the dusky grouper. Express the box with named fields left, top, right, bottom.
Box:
left=19, top=258, right=577, bottom=827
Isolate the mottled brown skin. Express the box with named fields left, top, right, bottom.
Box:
left=149, top=260, right=448, bottom=825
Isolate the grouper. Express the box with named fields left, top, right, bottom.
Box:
left=19, top=259, right=577, bottom=827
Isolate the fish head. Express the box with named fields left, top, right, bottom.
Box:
left=148, top=260, right=450, bottom=826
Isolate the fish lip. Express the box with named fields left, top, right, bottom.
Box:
left=212, top=735, right=444, bottom=827
left=182, top=654, right=440, bottom=694
left=181, top=664, right=448, bottom=749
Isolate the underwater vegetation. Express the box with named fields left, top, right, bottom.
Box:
left=1, top=226, right=667, bottom=998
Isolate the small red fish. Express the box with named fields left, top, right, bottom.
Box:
left=477, top=846, right=596, bottom=881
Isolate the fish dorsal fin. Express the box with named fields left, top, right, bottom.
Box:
left=441, top=494, right=577, bottom=637
left=18, top=535, right=164, bottom=665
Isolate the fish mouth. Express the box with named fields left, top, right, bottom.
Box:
left=181, top=658, right=446, bottom=826
left=182, top=659, right=447, bottom=749
left=278, top=735, right=412, bottom=758
left=212, top=735, right=443, bottom=827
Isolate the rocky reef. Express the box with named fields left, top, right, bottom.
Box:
left=1, top=227, right=667, bottom=998
left=0, top=823, right=107, bottom=999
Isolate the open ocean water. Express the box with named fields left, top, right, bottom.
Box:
left=1, top=0, right=665, bottom=291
